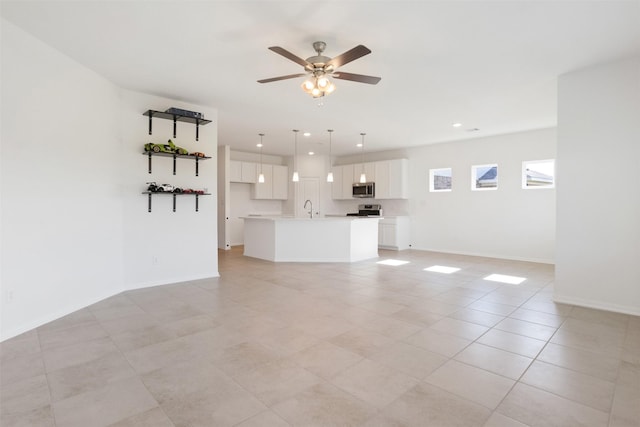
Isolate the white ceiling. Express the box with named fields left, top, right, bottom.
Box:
left=2, top=1, right=639, bottom=157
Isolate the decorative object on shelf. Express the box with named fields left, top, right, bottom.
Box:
left=257, top=41, right=381, bottom=99
left=164, top=107, right=203, bottom=119
left=143, top=146, right=210, bottom=176
left=327, top=129, right=334, bottom=183
left=257, top=133, right=265, bottom=184
left=142, top=186, right=210, bottom=212
left=143, top=109, right=212, bottom=141
left=292, top=129, right=300, bottom=182
left=359, top=133, right=367, bottom=183
left=144, top=139, right=188, bottom=155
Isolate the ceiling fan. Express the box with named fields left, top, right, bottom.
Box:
left=257, top=41, right=381, bottom=97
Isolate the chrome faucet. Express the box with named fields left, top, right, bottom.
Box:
left=304, top=199, right=313, bottom=218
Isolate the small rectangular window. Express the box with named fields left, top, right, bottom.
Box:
left=429, top=168, right=452, bottom=192
left=523, top=159, right=555, bottom=189
left=471, top=164, right=498, bottom=191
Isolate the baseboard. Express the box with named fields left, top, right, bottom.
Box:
left=0, top=288, right=120, bottom=342
left=126, top=272, right=221, bottom=291
left=553, top=293, right=640, bottom=316
left=409, top=245, right=555, bottom=265
left=1, top=272, right=221, bottom=342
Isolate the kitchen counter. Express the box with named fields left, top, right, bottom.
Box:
left=241, top=216, right=380, bottom=262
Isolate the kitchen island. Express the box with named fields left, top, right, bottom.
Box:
left=242, top=216, right=380, bottom=262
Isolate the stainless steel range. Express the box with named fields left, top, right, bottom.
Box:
left=346, top=204, right=383, bottom=217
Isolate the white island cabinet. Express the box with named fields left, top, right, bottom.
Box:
left=242, top=216, right=380, bottom=262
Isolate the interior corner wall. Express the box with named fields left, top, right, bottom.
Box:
left=0, top=19, right=219, bottom=341
left=407, top=128, right=557, bottom=263
left=556, top=57, right=640, bottom=315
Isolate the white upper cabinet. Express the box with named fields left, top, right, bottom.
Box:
left=330, top=159, right=408, bottom=200
left=230, top=160, right=257, bottom=183
left=330, top=165, right=344, bottom=200
left=251, top=164, right=288, bottom=200
left=374, top=161, right=390, bottom=199
left=252, top=164, right=273, bottom=199
left=341, top=164, right=354, bottom=200
left=388, top=159, right=409, bottom=199
left=272, top=164, right=288, bottom=200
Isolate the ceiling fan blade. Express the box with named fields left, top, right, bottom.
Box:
left=327, top=45, right=371, bottom=69
left=332, top=72, right=381, bottom=85
left=268, top=46, right=312, bottom=68
left=257, top=73, right=307, bottom=84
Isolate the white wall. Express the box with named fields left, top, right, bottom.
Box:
left=407, top=129, right=556, bottom=263
left=120, top=90, right=218, bottom=289
left=556, top=57, right=640, bottom=315
left=0, top=19, right=219, bottom=340
left=1, top=19, right=123, bottom=339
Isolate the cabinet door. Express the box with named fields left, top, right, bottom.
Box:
left=379, top=223, right=397, bottom=247
left=341, top=164, right=354, bottom=199
left=331, top=165, right=344, bottom=200
left=374, top=161, right=390, bottom=199
left=230, top=160, right=243, bottom=182
left=388, top=159, right=409, bottom=199
left=272, top=165, right=288, bottom=200
left=241, top=162, right=257, bottom=183
left=252, top=164, right=273, bottom=199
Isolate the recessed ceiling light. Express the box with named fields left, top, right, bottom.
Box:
left=356, top=143, right=363, bottom=147
left=452, top=123, right=462, bottom=128
left=303, top=132, right=311, bottom=137
left=256, top=143, right=263, bottom=147
left=308, top=151, right=314, bottom=155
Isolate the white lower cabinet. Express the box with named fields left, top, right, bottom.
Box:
left=378, top=216, right=410, bottom=250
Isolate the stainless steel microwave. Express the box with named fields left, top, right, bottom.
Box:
left=352, top=182, right=375, bottom=198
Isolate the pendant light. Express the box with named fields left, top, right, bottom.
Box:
left=359, top=133, right=367, bottom=183
left=292, top=129, right=300, bottom=182
left=257, top=133, right=265, bottom=183
left=326, top=129, right=334, bottom=183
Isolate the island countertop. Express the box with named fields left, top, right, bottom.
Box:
left=241, top=216, right=381, bottom=262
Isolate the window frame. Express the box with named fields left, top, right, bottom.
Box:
left=522, top=159, right=555, bottom=190
left=471, top=163, right=498, bottom=191
left=429, top=167, right=453, bottom=192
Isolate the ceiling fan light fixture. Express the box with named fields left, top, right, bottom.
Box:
left=302, top=79, right=314, bottom=93
left=317, top=77, right=330, bottom=89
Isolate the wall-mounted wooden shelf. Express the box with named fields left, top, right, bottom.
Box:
left=143, top=110, right=212, bottom=141
left=143, top=151, right=211, bottom=176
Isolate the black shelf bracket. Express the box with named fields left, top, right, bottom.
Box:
left=142, top=152, right=211, bottom=176
left=143, top=191, right=210, bottom=212
left=195, top=119, right=200, bottom=141
left=148, top=113, right=153, bottom=135
left=172, top=116, right=177, bottom=139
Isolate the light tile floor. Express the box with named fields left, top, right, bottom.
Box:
left=1, top=247, right=639, bottom=427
